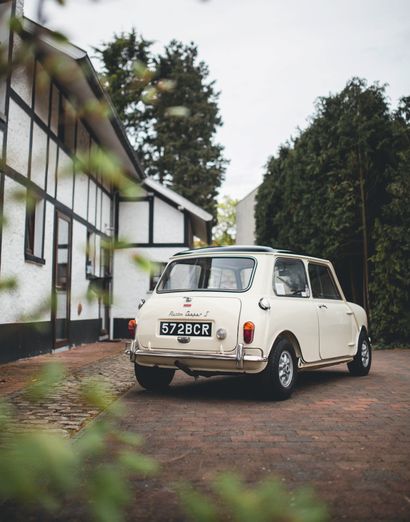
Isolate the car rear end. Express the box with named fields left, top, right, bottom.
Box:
left=129, top=253, right=268, bottom=374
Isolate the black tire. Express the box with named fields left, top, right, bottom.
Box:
left=134, top=363, right=175, bottom=391
left=258, top=338, right=297, bottom=400
left=348, top=330, right=372, bottom=376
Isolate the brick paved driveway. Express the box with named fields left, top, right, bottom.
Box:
left=119, top=349, right=410, bottom=522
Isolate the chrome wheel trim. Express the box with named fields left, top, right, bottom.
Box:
left=278, top=350, right=293, bottom=388
left=361, top=341, right=370, bottom=367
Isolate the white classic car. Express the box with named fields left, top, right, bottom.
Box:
left=127, top=246, right=371, bottom=400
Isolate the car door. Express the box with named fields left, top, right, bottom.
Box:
left=272, top=257, right=320, bottom=362
left=308, top=262, right=356, bottom=359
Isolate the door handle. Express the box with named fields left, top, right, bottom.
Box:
left=346, top=311, right=353, bottom=315
left=318, top=304, right=328, bottom=309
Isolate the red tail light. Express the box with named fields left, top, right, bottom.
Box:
left=243, top=321, right=255, bottom=344
left=128, top=319, right=137, bottom=338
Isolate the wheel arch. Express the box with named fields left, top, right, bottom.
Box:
left=270, top=330, right=302, bottom=361
left=355, top=325, right=370, bottom=353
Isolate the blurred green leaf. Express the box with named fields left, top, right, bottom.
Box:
left=24, top=362, right=66, bottom=403
left=118, top=451, right=159, bottom=475
left=157, top=79, right=177, bottom=92
left=141, top=86, right=158, bottom=105
left=0, top=276, right=17, bottom=292
left=131, top=253, right=151, bottom=273
left=164, top=105, right=190, bottom=118
left=88, top=465, right=131, bottom=522
left=178, top=482, right=218, bottom=522
left=79, top=377, right=114, bottom=410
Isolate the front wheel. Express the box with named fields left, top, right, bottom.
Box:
left=258, top=338, right=297, bottom=400
left=134, top=363, right=175, bottom=391
left=348, top=331, right=372, bottom=376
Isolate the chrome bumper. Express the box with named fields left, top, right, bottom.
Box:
left=125, top=340, right=267, bottom=369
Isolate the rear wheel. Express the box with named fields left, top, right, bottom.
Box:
left=348, top=331, right=372, bottom=376
left=134, top=363, right=175, bottom=391
left=258, top=338, right=297, bottom=400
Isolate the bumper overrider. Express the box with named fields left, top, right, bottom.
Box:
left=125, top=340, right=268, bottom=370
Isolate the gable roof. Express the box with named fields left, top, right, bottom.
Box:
left=21, top=17, right=144, bottom=181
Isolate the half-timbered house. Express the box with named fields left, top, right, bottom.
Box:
left=0, top=1, right=212, bottom=362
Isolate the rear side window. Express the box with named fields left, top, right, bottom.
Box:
left=273, top=258, right=309, bottom=297
left=308, top=263, right=341, bottom=300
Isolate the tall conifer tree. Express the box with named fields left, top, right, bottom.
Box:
left=96, top=33, right=227, bottom=220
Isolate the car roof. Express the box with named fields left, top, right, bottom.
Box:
left=172, top=245, right=331, bottom=264
left=173, top=245, right=294, bottom=256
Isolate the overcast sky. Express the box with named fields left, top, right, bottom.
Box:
left=26, top=0, right=410, bottom=201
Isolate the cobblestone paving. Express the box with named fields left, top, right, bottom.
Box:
left=4, top=345, right=134, bottom=437
left=116, top=349, right=410, bottom=522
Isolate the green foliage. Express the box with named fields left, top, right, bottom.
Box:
left=212, top=196, right=238, bottom=245
left=24, top=362, right=67, bottom=402
left=0, top=363, right=158, bottom=522
left=178, top=472, right=328, bottom=522
left=96, top=32, right=227, bottom=220
left=256, top=78, right=409, bottom=343
left=368, top=97, right=410, bottom=343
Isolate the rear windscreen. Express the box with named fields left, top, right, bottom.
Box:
left=157, top=257, right=256, bottom=293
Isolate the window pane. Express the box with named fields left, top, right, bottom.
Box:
left=273, top=258, right=309, bottom=297
left=158, top=257, right=255, bottom=292
left=308, top=264, right=341, bottom=300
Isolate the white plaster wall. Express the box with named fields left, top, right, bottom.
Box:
left=153, top=197, right=184, bottom=243
left=16, top=0, right=24, bottom=16
left=95, top=234, right=101, bottom=278
left=73, top=171, right=88, bottom=221
left=70, top=220, right=99, bottom=321
left=0, top=178, right=53, bottom=323
left=119, top=201, right=149, bottom=243
left=47, top=139, right=57, bottom=196
left=30, top=122, right=47, bottom=189
left=236, top=187, right=258, bottom=245
left=56, top=149, right=73, bottom=209
left=88, top=180, right=96, bottom=226
left=112, top=246, right=183, bottom=319
left=11, top=35, right=33, bottom=107
left=102, top=193, right=111, bottom=234
left=96, top=187, right=102, bottom=231
left=6, top=99, right=30, bottom=176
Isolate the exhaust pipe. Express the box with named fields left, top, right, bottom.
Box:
left=175, top=360, right=199, bottom=379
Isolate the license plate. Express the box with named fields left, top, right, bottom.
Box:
left=159, top=321, right=212, bottom=337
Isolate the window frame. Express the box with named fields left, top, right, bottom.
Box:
left=272, top=256, right=310, bottom=298
left=307, top=262, right=342, bottom=301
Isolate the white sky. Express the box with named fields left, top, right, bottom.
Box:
left=26, top=0, right=410, bottom=201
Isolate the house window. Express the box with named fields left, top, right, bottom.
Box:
left=86, top=230, right=96, bottom=277
left=149, top=262, right=166, bottom=291
left=25, top=193, right=45, bottom=263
